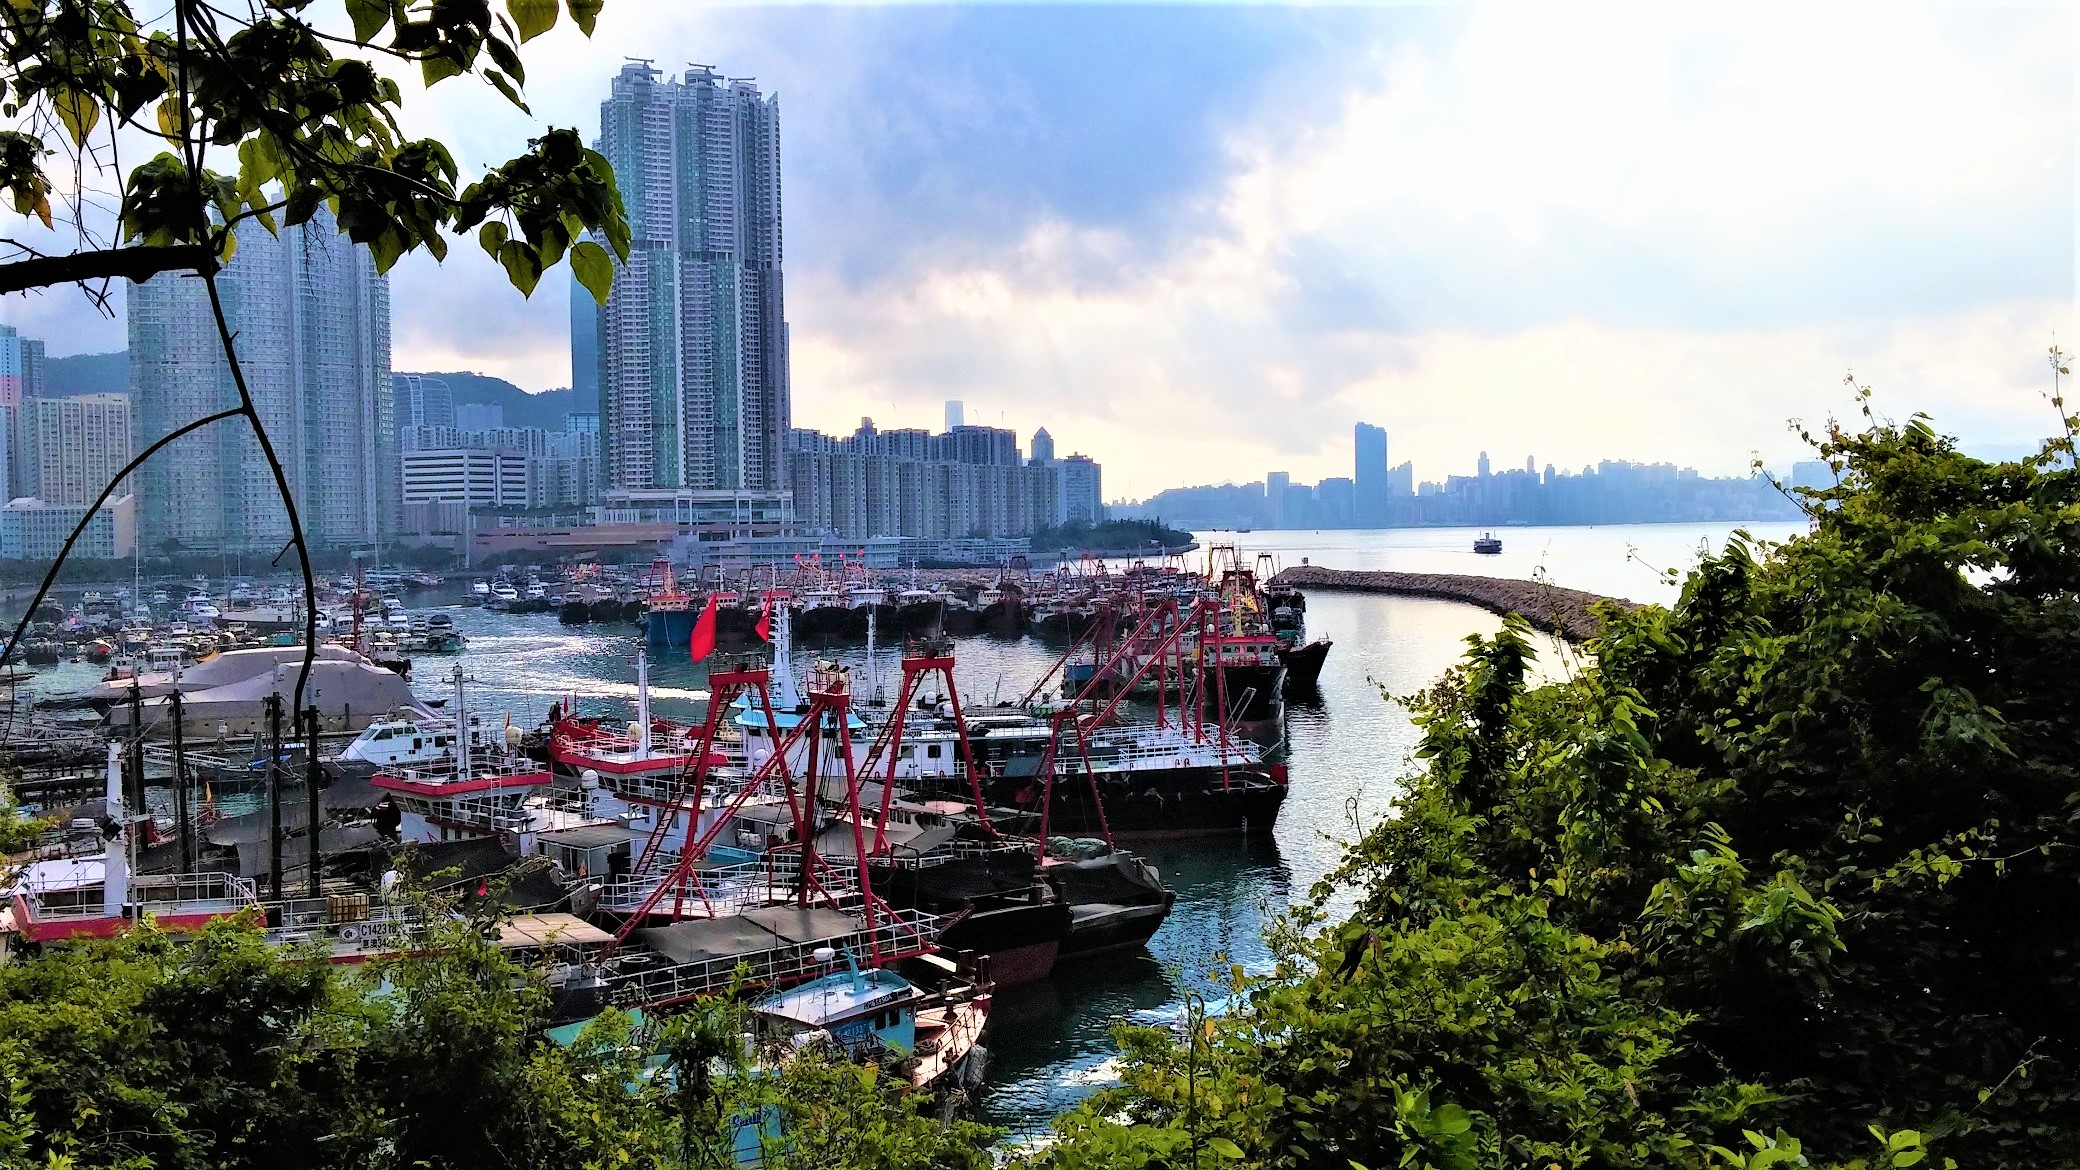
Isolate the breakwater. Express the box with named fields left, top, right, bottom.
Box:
left=1269, top=566, right=1640, bottom=642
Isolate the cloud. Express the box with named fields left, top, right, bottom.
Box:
left=776, top=3, right=2076, bottom=490
left=1, top=3, right=2071, bottom=497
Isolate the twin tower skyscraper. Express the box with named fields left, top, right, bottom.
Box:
left=581, top=61, right=791, bottom=500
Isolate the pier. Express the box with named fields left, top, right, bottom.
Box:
left=1267, top=566, right=1640, bottom=642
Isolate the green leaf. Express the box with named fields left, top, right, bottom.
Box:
left=422, top=53, right=465, bottom=87
left=1206, top=1137, right=1244, bottom=1160
left=52, top=88, right=101, bottom=148
left=565, top=0, right=604, bottom=35
left=484, top=69, right=530, bottom=114
left=344, top=0, right=391, bottom=42
left=497, top=238, right=543, bottom=296
left=570, top=240, right=613, bottom=304
left=479, top=220, right=510, bottom=255
left=508, top=0, right=559, bottom=41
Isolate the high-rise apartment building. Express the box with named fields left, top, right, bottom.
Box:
left=16, top=394, right=131, bottom=506
left=945, top=401, right=964, bottom=431
left=592, top=62, right=789, bottom=498
left=1354, top=422, right=1389, bottom=526
left=129, top=210, right=392, bottom=550
left=0, top=325, right=35, bottom=497
left=787, top=421, right=1084, bottom=541
left=394, top=374, right=455, bottom=430
left=1060, top=454, right=1104, bottom=524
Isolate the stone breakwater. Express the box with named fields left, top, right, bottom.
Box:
left=1268, top=566, right=1641, bottom=642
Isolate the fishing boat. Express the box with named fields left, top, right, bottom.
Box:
left=749, top=949, right=990, bottom=1091
left=976, top=584, right=1023, bottom=635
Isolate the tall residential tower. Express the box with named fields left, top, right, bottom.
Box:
left=130, top=210, right=392, bottom=550
left=591, top=61, right=790, bottom=501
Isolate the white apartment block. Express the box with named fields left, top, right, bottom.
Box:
left=16, top=393, right=131, bottom=507
left=402, top=447, right=532, bottom=510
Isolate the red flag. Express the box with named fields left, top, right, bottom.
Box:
left=754, top=594, right=773, bottom=642
left=689, top=594, right=719, bottom=662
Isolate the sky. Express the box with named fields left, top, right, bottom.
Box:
left=2, top=2, right=2074, bottom=498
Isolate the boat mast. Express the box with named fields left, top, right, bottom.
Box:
left=452, top=662, right=471, bottom=777
left=635, top=647, right=652, bottom=756
left=770, top=598, right=800, bottom=709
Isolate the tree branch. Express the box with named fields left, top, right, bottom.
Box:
left=0, top=244, right=217, bottom=296
left=0, top=407, right=244, bottom=672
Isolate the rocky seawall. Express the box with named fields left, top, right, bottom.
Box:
left=1268, top=566, right=1641, bottom=642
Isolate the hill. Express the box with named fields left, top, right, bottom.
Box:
left=37, top=355, right=578, bottom=432
left=43, top=351, right=127, bottom=397
left=400, top=371, right=579, bottom=431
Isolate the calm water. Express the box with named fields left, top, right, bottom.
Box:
left=19, top=522, right=1793, bottom=1132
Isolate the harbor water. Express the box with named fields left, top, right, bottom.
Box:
left=13, top=521, right=1804, bottom=1133
left=421, top=522, right=1801, bottom=1131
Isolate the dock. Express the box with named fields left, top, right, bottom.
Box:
left=1267, top=566, right=1641, bottom=642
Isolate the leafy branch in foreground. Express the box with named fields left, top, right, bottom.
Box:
left=0, top=0, right=631, bottom=713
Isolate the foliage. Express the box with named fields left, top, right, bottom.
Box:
left=0, top=909, right=995, bottom=1169
left=1037, top=412, right=2080, bottom=1170
left=1031, top=518, right=1195, bottom=553
left=0, top=0, right=630, bottom=293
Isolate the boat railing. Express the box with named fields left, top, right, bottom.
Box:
left=1089, top=734, right=1262, bottom=770
left=383, top=756, right=548, bottom=792
left=262, top=896, right=429, bottom=954
left=594, top=855, right=861, bottom=916
left=22, top=869, right=260, bottom=921
left=604, top=908, right=943, bottom=1008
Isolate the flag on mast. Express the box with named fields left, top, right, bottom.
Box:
left=689, top=594, right=719, bottom=663
left=754, top=593, right=773, bottom=642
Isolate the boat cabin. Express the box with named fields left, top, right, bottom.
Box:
left=752, top=963, right=921, bottom=1061
left=340, top=719, right=457, bottom=767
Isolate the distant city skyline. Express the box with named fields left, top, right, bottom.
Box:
left=1, top=6, right=2070, bottom=493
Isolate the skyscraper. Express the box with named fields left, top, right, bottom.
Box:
left=593, top=62, right=789, bottom=497
left=945, top=400, right=965, bottom=431
left=1354, top=422, right=1388, bottom=526
left=130, top=210, right=392, bottom=550
left=1266, top=471, right=1291, bottom=528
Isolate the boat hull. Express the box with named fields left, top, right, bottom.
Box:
left=645, top=607, right=696, bottom=646
left=1278, top=639, right=1332, bottom=693
left=979, top=767, right=1288, bottom=837
left=1214, top=663, right=1286, bottom=718
left=979, top=600, right=1024, bottom=635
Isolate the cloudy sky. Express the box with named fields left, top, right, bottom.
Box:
left=3, top=2, right=2073, bottom=497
